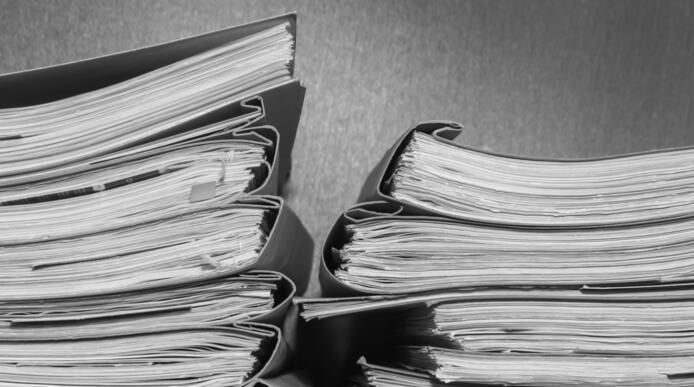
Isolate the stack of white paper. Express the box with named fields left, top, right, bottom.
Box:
left=302, top=290, right=694, bottom=386
left=0, top=140, right=267, bottom=205
left=0, top=143, right=268, bottom=245
left=0, top=22, right=293, bottom=177
left=402, top=347, right=694, bottom=386
left=334, top=216, right=694, bottom=293
left=0, top=112, right=263, bottom=188
left=397, top=296, right=694, bottom=385
left=0, top=326, right=275, bottom=386
left=390, top=131, right=694, bottom=227
left=0, top=271, right=280, bottom=340
left=0, top=205, right=268, bottom=299
left=400, top=297, right=694, bottom=355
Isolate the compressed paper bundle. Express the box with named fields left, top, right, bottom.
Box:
left=0, top=325, right=280, bottom=387
left=327, top=209, right=694, bottom=293
left=361, top=123, right=694, bottom=228
left=391, top=130, right=694, bottom=227
left=301, top=288, right=694, bottom=386
left=0, top=271, right=291, bottom=340
left=0, top=22, right=294, bottom=177
left=0, top=204, right=271, bottom=298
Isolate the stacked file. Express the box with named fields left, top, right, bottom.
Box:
left=298, top=121, right=694, bottom=386
left=0, top=325, right=282, bottom=387
left=0, top=14, right=312, bottom=386
left=1, top=271, right=291, bottom=340
left=323, top=204, right=694, bottom=293
left=359, top=121, right=694, bottom=228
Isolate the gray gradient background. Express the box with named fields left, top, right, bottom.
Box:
left=1, top=0, right=693, bottom=293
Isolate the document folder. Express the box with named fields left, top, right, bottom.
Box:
left=0, top=270, right=294, bottom=340
left=0, top=195, right=312, bottom=297
left=0, top=323, right=287, bottom=386
left=0, top=13, right=305, bottom=188
left=319, top=200, right=694, bottom=296
left=298, top=283, right=694, bottom=386
left=360, top=121, right=694, bottom=228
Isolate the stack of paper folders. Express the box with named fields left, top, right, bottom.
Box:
left=0, top=14, right=312, bottom=386
left=298, top=121, right=694, bottom=386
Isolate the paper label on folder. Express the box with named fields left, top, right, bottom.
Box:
left=189, top=182, right=217, bottom=202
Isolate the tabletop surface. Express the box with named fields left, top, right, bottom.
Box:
left=2, top=0, right=693, bottom=294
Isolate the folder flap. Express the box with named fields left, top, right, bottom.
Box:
left=240, top=96, right=271, bottom=127
left=247, top=271, right=296, bottom=327
left=252, top=197, right=314, bottom=296
left=238, top=322, right=288, bottom=380
left=226, top=126, right=277, bottom=148
left=253, top=81, right=306, bottom=187
left=210, top=124, right=280, bottom=196
left=343, top=201, right=405, bottom=223
left=295, top=294, right=425, bottom=321
left=232, top=126, right=280, bottom=196
left=121, top=94, right=268, bottom=145
left=253, top=370, right=314, bottom=387
left=318, top=202, right=405, bottom=297
left=354, top=358, right=450, bottom=387
left=319, top=210, right=365, bottom=297
left=358, top=121, right=463, bottom=204
left=431, top=123, right=464, bottom=142
left=234, top=194, right=283, bottom=209
left=320, top=202, right=457, bottom=297
left=0, top=13, right=297, bottom=107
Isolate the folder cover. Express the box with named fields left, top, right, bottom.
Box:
left=359, top=121, right=694, bottom=228
left=0, top=13, right=305, bottom=188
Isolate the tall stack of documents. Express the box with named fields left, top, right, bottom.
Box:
left=298, top=121, right=694, bottom=386
left=0, top=14, right=312, bottom=386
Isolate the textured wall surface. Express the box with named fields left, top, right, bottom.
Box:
left=2, top=0, right=693, bottom=294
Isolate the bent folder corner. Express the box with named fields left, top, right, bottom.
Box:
left=318, top=201, right=406, bottom=297
left=358, top=121, right=463, bottom=206
left=250, top=195, right=314, bottom=297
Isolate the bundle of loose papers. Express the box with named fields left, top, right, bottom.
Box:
left=0, top=141, right=269, bottom=245
left=329, top=213, right=694, bottom=293
left=0, top=21, right=293, bottom=178
left=378, top=129, right=694, bottom=227
left=0, top=113, right=270, bottom=187
left=0, top=271, right=285, bottom=340
left=0, top=203, right=271, bottom=298
left=0, top=325, right=277, bottom=387
left=0, top=141, right=267, bottom=205
left=399, top=294, right=694, bottom=386
left=0, top=15, right=308, bottom=386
